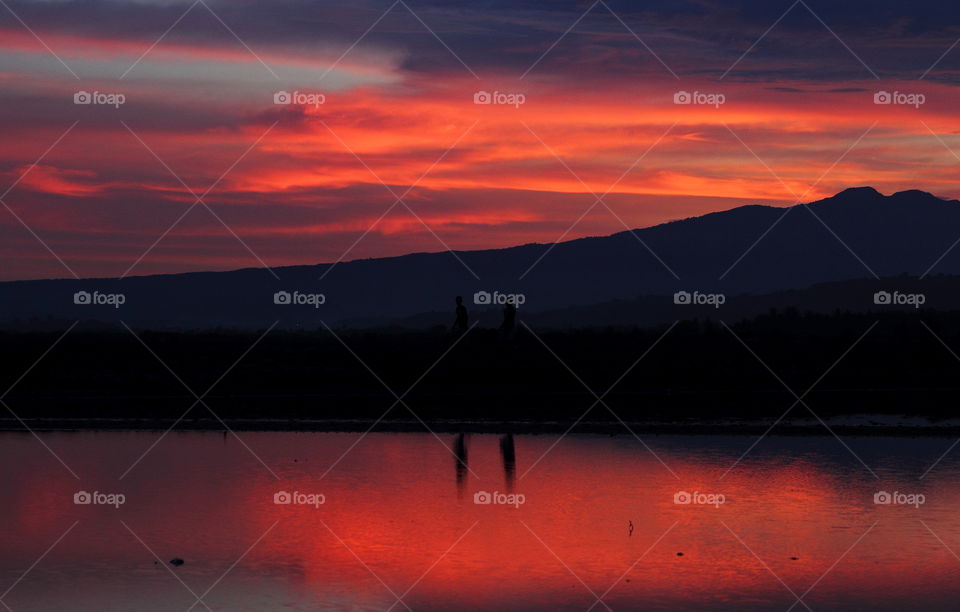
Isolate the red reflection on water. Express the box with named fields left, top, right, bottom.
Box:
left=2, top=432, right=960, bottom=611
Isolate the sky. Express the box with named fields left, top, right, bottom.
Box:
left=2, top=0, right=960, bottom=280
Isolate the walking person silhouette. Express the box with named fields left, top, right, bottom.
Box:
left=452, top=295, right=468, bottom=332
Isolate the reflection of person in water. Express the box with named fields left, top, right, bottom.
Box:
left=452, top=296, right=468, bottom=332
left=500, top=434, right=516, bottom=492
left=454, top=433, right=468, bottom=498
left=499, top=297, right=517, bottom=337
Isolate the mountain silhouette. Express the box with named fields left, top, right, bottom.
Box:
left=2, top=187, right=960, bottom=329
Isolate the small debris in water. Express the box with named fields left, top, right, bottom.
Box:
left=169, top=558, right=185, bottom=566
left=790, top=556, right=799, bottom=561
left=676, top=552, right=684, bottom=557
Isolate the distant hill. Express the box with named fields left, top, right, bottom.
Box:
left=342, top=274, right=960, bottom=330
left=2, top=187, right=960, bottom=329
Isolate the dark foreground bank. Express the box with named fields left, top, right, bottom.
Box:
left=2, top=309, right=960, bottom=427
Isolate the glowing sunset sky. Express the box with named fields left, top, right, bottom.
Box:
left=2, top=0, right=960, bottom=280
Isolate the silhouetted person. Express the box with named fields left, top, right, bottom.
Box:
left=628, top=520, right=634, bottom=537
left=500, top=434, right=516, bottom=492
left=499, top=300, right=517, bottom=338
left=452, top=296, right=468, bottom=332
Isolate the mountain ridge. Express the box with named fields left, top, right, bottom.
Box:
left=2, top=187, right=959, bottom=328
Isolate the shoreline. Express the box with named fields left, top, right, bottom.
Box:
left=4, top=416, right=960, bottom=436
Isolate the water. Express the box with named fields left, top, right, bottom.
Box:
left=1, top=430, right=958, bottom=611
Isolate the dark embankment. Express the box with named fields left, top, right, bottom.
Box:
left=2, top=308, right=960, bottom=430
